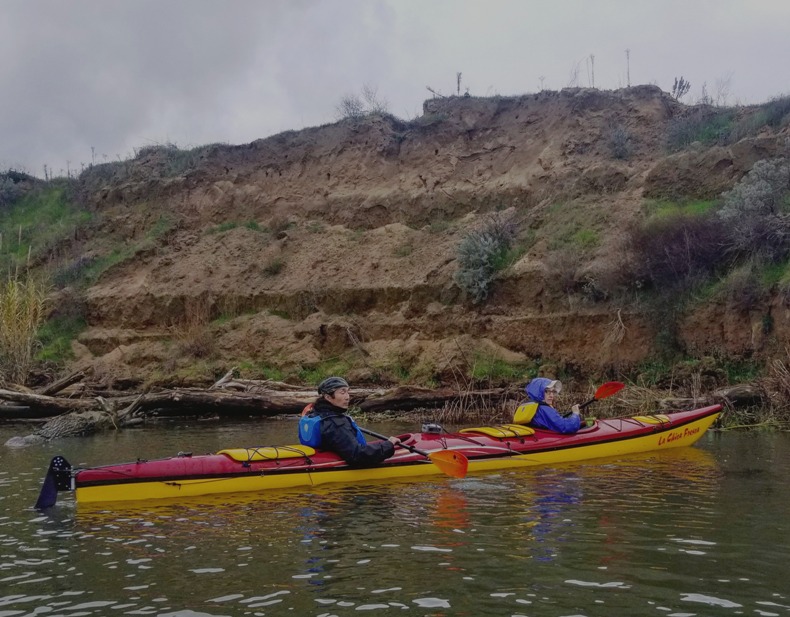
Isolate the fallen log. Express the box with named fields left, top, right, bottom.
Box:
left=0, top=388, right=95, bottom=415
left=1, top=381, right=517, bottom=446
left=37, top=370, right=87, bottom=397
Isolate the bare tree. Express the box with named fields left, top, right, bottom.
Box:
left=567, top=60, right=582, bottom=87
left=336, top=83, right=388, bottom=120
left=715, top=72, right=733, bottom=106
left=671, top=76, right=691, bottom=100
left=361, top=83, right=388, bottom=113
left=625, top=49, right=631, bottom=87
left=336, top=94, right=364, bottom=119
left=698, top=82, right=713, bottom=106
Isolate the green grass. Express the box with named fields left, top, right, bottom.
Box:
left=544, top=201, right=607, bottom=252
left=207, top=222, right=238, bottom=234
left=297, top=359, right=353, bottom=386
left=427, top=220, right=450, bottom=234
left=719, top=359, right=762, bottom=384
left=0, top=186, right=92, bottom=272
left=643, top=199, right=717, bottom=221
left=393, top=243, right=413, bottom=257
left=54, top=215, right=173, bottom=288
left=471, top=356, right=535, bottom=383
left=667, top=108, right=736, bottom=151
left=572, top=229, right=600, bottom=249
left=758, top=259, right=790, bottom=287
left=234, top=360, right=286, bottom=381
left=36, top=313, right=87, bottom=364
left=209, top=220, right=263, bottom=234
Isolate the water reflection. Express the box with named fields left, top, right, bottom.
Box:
left=2, top=423, right=789, bottom=616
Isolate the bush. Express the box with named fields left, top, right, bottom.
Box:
left=627, top=212, right=728, bottom=291
left=730, top=96, right=790, bottom=142
left=0, top=277, right=48, bottom=384
left=666, top=107, right=734, bottom=151
left=0, top=174, right=25, bottom=209
left=718, top=157, right=790, bottom=262
left=454, top=213, right=518, bottom=303
left=336, top=84, right=389, bottom=120
left=606, top=123, right=633, bottom=160
left=263, top=257, right=284, bottom=276
left=720, top=261, right=767, bottom=314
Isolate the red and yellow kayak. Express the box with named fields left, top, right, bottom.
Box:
left=37, top=404, right=721, bottom=506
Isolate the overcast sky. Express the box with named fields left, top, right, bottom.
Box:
left=2, top=0, right=788, bottom=177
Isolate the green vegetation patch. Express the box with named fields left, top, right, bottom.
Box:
left=298, top=359, right=353, bottom=386
left=666, top=108, right=735, bottom=151
left=643, top=198, right=717, bottom=221
left=0, top=186, right=92, bottom=274
left=36, top=312, right=87, bottom=364
left=470, top=355, right=535, bottom=384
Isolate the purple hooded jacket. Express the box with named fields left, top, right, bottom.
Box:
left=524, top=378, right=582, bottom=434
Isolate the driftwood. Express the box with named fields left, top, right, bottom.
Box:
left=1, top=370, right=515, bottom=446
left=0, top=388, right=96, bottom=415
left=654, top=384, right=765, bottom=411
left=1, top=367, right=764, bottom=447
left=37, top=370, right=87, bottom=397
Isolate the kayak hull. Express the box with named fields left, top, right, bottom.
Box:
left=50, top=405, right=721, bottom=505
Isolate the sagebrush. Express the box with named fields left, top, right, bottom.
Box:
left=454, top=213, right=518, bottom=303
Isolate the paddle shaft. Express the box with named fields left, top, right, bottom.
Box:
left=562, top=381, right=625, bottom=417
left=360, top=427, right=431, bottom=457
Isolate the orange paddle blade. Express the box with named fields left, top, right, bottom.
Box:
left=595, top=381, right=625, bottom=400
left=428, top=450, right=469, bottom=478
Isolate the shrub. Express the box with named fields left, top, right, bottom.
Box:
left=263, top=257, right=284, bottom=276
left=0, top=277, right=48, bottom=383
left=719, top=260, right=766, bottom=314
left=0, top=174, right=25, bottom=209
left=627, top=212, right=728, bottom=291
left=718, top=157, right=790, bottom=262
left=666, top=107, right=734, bottom=151
left=730, top=96, right=790, bottom=142
left=52, top=255, right=98, bottom=288
left=454, top=213, right=518, bottom=303
left=173, top=297, right=216, bottom=359
left=336, top=84, right=389, bottom=120
left=606, top=123, right=633, bottom=160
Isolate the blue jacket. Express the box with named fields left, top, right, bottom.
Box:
left=524, top=378, right=581, bottom=434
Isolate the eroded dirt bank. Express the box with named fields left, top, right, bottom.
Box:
left=31, top=86, right=790, bottom=389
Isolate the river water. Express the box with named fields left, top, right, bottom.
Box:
left=1, top=419, right=789, bottom=617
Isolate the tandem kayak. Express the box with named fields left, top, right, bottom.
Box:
left=36, top=404, right=721, bottom=507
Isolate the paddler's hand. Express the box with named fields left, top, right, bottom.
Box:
left=388, top=436, right=401, bottom=446
left=570, top=404, right=581, bottom=415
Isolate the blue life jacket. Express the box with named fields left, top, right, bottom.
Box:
left=298, top=414, right=323, bottom=447
left=298, top=413, right=367, bottom=448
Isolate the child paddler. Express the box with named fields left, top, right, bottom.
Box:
left=523, top=378, right=582, bottom=434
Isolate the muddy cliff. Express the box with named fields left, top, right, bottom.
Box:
left=19, top=86, right=790, bottom=388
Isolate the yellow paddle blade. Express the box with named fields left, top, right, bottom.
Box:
left=428, top=450, right=469, bottom=478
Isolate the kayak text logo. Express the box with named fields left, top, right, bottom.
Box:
left=658, top=425, right=700, bottom=446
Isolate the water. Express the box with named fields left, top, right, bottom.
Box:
left=1, top=420, right=789, bottom=616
